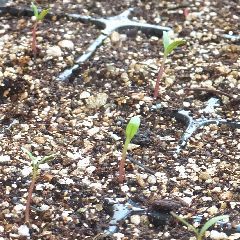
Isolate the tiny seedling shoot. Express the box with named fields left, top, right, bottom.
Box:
left=31, top=1, right=50, bottom=58
left=119, top=116, right=140, bottom=183
left=153, top=31, right=186, bottom=98
left=171, top=212, right=228, bottom=240
left=21, top=147, right=56, bottom=224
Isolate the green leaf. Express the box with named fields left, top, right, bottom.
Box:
left=37, top=8, right=50, bottom=21
left=198, top=215, right=229, bottom=238
left=31, top=2, right=39, bottom=18
left=21, top=147, right=36, bottom=162
left=125, top=116, right=140, bottom=142
left=164, top=39, right=186, bottom=57
left=163, top=31, right=170, bottom=51
left=171, top=212, right=199, bottom=236
left=38, top=154, right=57, bottom=165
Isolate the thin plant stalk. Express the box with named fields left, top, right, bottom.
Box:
left=32, top=22, right=38, bottom=58
left=30, top=2, right=50, bottom=58
left=22, top=147, right=56, bottom=224
left=153, top=31, right=185, bottom=98
left=153, top=55, right=167, bottom=98
left=118, top=116, right=140, bottom=184
left=119, top=138, right=131, bottom=183
left=25, top=170, right=38, bottom=223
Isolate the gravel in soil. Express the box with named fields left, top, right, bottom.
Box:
left=0, top=0, right=239, bottom=239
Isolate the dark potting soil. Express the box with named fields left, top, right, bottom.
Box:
left=0, top=0, right=239, bottom=239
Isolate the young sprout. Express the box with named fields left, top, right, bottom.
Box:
left=153, top=31, right=186, bottom=98
left=119, top=116, right=140, bottom=183
left=31, top=1, right=50, bottom=58
left=21, top=147, right=56, bottom=223
left=171, top=212, right=228, bottom=240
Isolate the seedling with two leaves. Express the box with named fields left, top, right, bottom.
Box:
left=154, top=31, right=186, bottom=98
left=119, top=116, right=140, bottom=183
left=21, top=147, right=56, bottom=223
left=171, top=212, right=229, bottom=240
left=31, top=2, right=50, bottom=58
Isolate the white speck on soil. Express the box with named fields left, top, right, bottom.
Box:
left=113, top=232, right=125, bottom=240
left=0, top=155, right=11, bottom=163
left=86, top=166, right=96, bottom=174
left=121, top=185, right=129, bottom=193
left=13, top=204, right=25, bottom=213
left=147, top=175, right=157, bottom=184
left=46, top=46, right=62, bottom=57
left=39, top=163, right=51, bottom=170
left=40, top=204, right=50, bottom=211
left=18, top=225, right=30, bottom=237
left=58, top=39, right=74, bottom=50
left=77, top=157, right=90, bottom=171
left=21, top=166, right=32, bottom=177
left=130, top=215, right=141, bottom=225
left=210, top=230, right=228, bottom=240
left=109, top=132, right=121, bottom=141
left=79, top=91, right=91, bottom=99
left=87, top=126, right=100, bottom=136
left=110, top=31, right=120, bottom=43
left=86, top=93, right=108, bottom=109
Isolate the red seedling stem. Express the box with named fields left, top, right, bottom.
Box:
left=32, top=22, right=38, bottom=58
left=184, top=8, right=189, bottom=19
left=118, top=139, right=130, bottom=184
left=118, top=157, right=125, bottom=184
left=153, top=55, right=167, bottom=98
left=25, top=171, right=38, bottom=224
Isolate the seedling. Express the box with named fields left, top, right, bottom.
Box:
left=171, top=212, right=228, bottom=240
left=31, top=1, right=50, bottom=58
left=153, top=31, right=186, bottom=98
left=119, top=116, right=140, bottom=183
left=21, top=147, right=56, bottom=223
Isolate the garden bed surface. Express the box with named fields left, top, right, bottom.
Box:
left=0, top=0, right=239, bottom=239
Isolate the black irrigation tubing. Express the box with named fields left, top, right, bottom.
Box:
left=173, top=97, right=240, bottom=155
left=101, top=198, right=240, bottom=237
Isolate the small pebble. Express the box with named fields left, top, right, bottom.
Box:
left=58, top=39, right=74, bottom=50
left=111, top=31, right=120, bottom=43
left=0, top=155, right=11, bottom=163
left=207, top=206, right=219, bottom=215
left=40, top=204, right=50, bottom=211
left=210, top=230, right=228, bottom=240
left=79, top=91, right=90, bottom=99
left=13, top=204, right=25, bottom=213
left=130, top=215, right=141, bottom=225
left=18, top=225, right=30, bottom=237
left=147, top=175, right=157, bottom=184
left=87, top=127, right=100, bottom=136
left=77, top=157, right=90, bottom=170
left=199, top=171, right=211, bottom=181
left=113, top=233, right=125, bottom=240
left=21, top=166, right=32, bottom=177
left=86, top=93, right=108, bottom=109
left=121, top=185, right=129, bottom=193
left=165, top=77, right=175, bottom=87
left=46, top=46, right=62, bottom=57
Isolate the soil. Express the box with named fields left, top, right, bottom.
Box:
left=0, top=0, right=239, bottom=240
